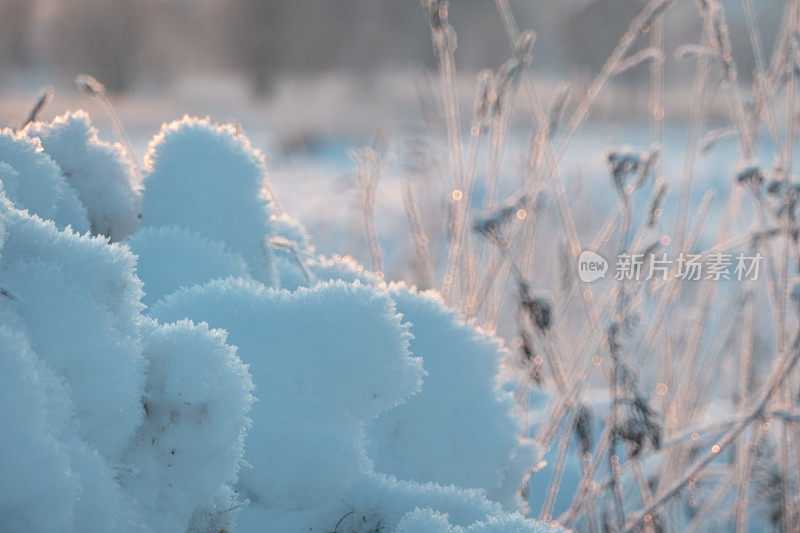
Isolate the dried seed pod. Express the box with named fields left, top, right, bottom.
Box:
left=736, top=165, right=766, bottom=186
left=75, top=74, right=106, bottom=97
left=606, top=146, right=657, bottom=198
left=574, top=404, right=594, bottom=457
left=519, top=282, right=551, bottom=333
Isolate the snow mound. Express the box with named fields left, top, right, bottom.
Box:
left=396, top=507, right=550, bottom=532
left=141, top=116, right=275, bottom=284
left=367, top=283, right=530, bottom=505
left=0, top=192, right=144, bottom=457
left=151, top=275, right=547, bottom=531
left=0, top=128, right=89, bottom=233
left=119, top=318, right=254, bottom=532
left=278, top=252, right=534, bottom=506
left=0, top=187, right=254, bottom=532
left=151, top=278, right=424, bottom=513
left=127, top=225, right=251, bottom=306
left=24, top=111, right=141, bottom=241
left=0, top=325, right=81, bottom=532
left=0, top=108, right=549, bottom=532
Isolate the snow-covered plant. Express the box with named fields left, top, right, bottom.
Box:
left=139, top=116, right=275, bottom=285
left=151, top=277, right=537, bottom=531
left=275, top=249, right=536, bottom=507
left=23, top=111, right=141, bottom=241
left=0, top=178, right=253, bottom=531
left=366, top=284, right=530, bottom=506
left=120, top=318, right=254, bottom=531
left=0, top=129, right=89, bottom=233
left=151, top=279, right=423, bottom=522
left=129, top=117, right=540, bottom=529
left=0, top=111, right=548, bottom=532
left=127, top=225, right=250, bottom=306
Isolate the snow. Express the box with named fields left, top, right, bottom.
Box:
left=237, top=470, right=534, bottom=532
left=149, top=259, right=540, bottom=530
left=127, top=225, right=251, bottom=307
left=396, top=507, right=550, bottom=532
left=0, top=111, right=552, bottom=532
left=0, top=193, right=145, bottom=457
left=141, top=116, right=276, bottom=285
left=24, top=111, right=142, bottom=241
left=366, top=284, right=532, bottom=507
left=119, top=318, right=254, bottom=532
left=150, top=278, right=424, bottom=512
left=270, top=211, right=315, bottom=258
left=0, top=187, right=255, bottom=531
left=0, top=128, right=89, bottom=233
left=0, top=325, right=80, bottom=532
left=276, top=252, right=535, bottom=507
left=397, top=508, right=457, bottom=533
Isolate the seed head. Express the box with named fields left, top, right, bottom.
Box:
left=75, top=74, right=106, bottom=97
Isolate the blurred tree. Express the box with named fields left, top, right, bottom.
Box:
left=0, top=0, right=35, bottom=69
left=227, top=0, right=289, bottom=96
left=51, top=0, right=145, bottom=93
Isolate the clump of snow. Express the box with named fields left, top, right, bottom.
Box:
left=269, top=211, right=317, bottom=289
left=151, top=278, right=424, bottom=512
left=270, top=212, right=314, bottom=258
left=119, top=317, right=254, bottom=532
left=0, top=325, right=81, bottom=532
left=0, top=129, right=89, bottom=233
left=141, top=116, right=275, bottom=284
left=278, top=252, right=534, bottom=505
left=367, top=284, right=530, bottom=506
left=0, top=184, right=254, bottom=531
left=24, top=111, right=141, bottom=241
left=0, top=191, right=144, bottom=457
left=0, top=109, right=549, bottom=532
left=397, top=507, right=456, bottom=533
left=127, top=225, right=251, bottom=306
left=396, top=507, right=550, bottom=532
left=151, top=273, right=544, bottom=531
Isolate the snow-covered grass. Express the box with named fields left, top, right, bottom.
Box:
left=362, top=1, right=800, bottom=531
left=261, top=0, right=800, bottom=530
